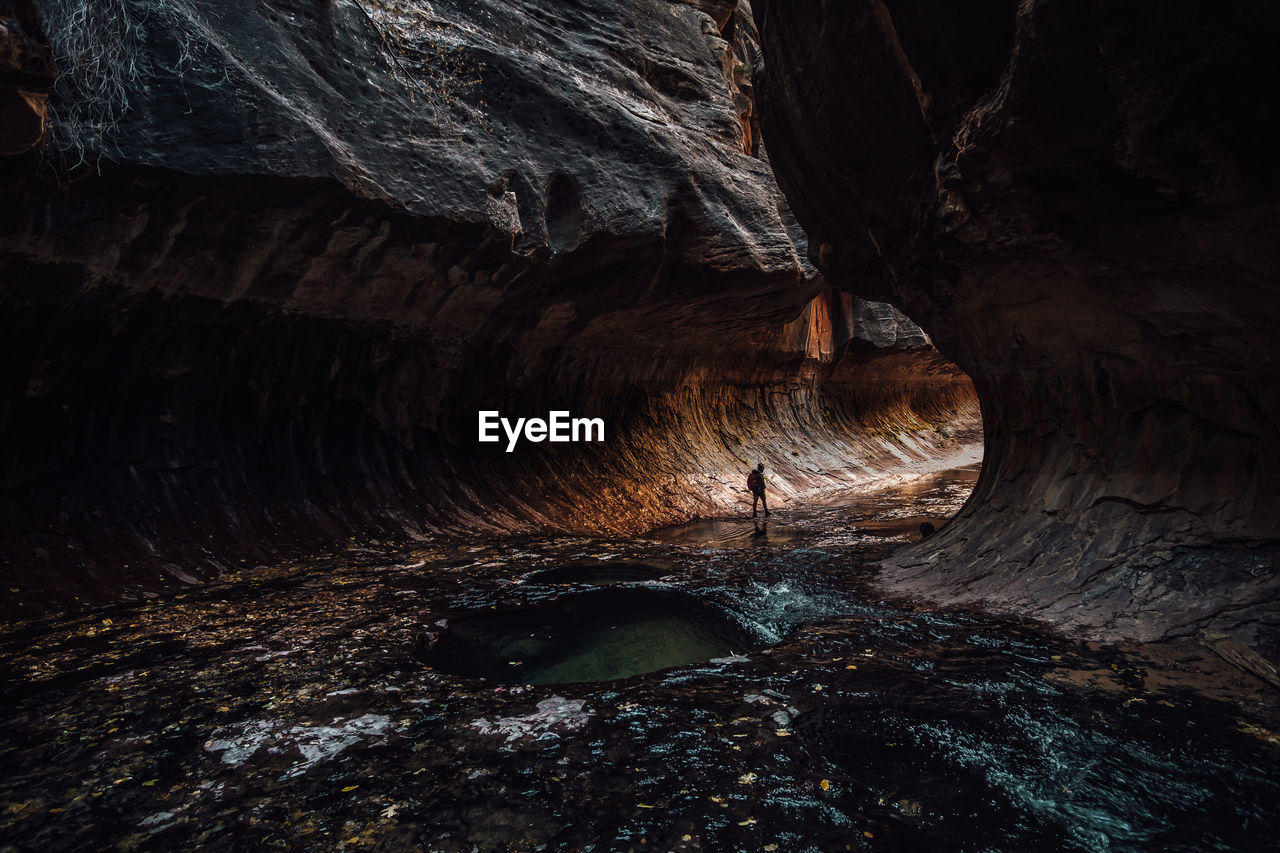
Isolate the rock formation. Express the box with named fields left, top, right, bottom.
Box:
left=0, top=0, right=978, bottom=613
left=754, top=0, right=1280, bottom=643
left=0, top=0, right=51, bottom=156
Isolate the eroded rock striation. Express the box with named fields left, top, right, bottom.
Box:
left=754, top=0, right=1280, bottom=642
left=0, top=0, right=978, bottom=613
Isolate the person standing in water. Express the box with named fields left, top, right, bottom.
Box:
left=747, top=462, right=769, bottom=518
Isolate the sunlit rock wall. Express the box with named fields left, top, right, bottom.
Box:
left=0, top=0, right=978, bottom=614
left=754, top=0, right=1280, bottom=642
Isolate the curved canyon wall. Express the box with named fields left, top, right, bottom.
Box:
left=754, top=0, right=1280, bottom=642
left=0, top=0, right=979, bottom=613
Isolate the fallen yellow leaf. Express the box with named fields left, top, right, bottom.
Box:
left=820, top=779, right=830, bottom=791
left=341, top=785, right=359, bottom=792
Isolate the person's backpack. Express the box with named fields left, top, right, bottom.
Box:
left=746, top=470, right=762, bottom=492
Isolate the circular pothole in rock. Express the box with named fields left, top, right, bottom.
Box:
left=526, top=562, right=669, bottom=586
left=420, top=587, right=759, bottom=685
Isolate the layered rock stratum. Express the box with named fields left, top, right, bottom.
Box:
left=0, top=0, right=978, bottom=613
left=754, top=0, right=1280, bottom=643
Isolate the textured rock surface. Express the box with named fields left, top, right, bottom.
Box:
left=754, top=0, right=1280, bottom=642
left=0, top=0, right=978, bottom=612
left=0, top=0, right=51, bottom=156
left=31, top=0, right=788, bottom=269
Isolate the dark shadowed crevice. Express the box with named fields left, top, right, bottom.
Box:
left=545, top=173, right=585, bottom=254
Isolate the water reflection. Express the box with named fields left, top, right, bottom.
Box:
left=651, top=463, right=981, bottom=548
left=651, top=517, right=810, bottom=548
left=422, top=587, right=757, bottom=685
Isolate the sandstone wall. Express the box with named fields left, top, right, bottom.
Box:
left=0, top=0, right=978, bottom=613
left=754, top=0, right=1280, bottom=642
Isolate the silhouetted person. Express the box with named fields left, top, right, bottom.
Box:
left=919, top=521, right=936, bottom=540
left=747, top=462, right=769, bottom=518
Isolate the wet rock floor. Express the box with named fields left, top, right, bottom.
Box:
left=2, top=466, right=1279, bottom=851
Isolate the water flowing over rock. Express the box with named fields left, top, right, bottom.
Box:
left=0, top=0, right=978, bottom=612
left=753, top=0, right=1280, bottom=642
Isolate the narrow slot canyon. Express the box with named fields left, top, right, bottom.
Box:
left=0, top=164, right=981, bottom=610
left=1, top=1, right=1277, bottom=850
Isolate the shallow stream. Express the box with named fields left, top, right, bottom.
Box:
left=2, top=464, right=1278, bottom=851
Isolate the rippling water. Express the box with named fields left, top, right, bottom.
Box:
left=3, top=463, right=1278, bottom=851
